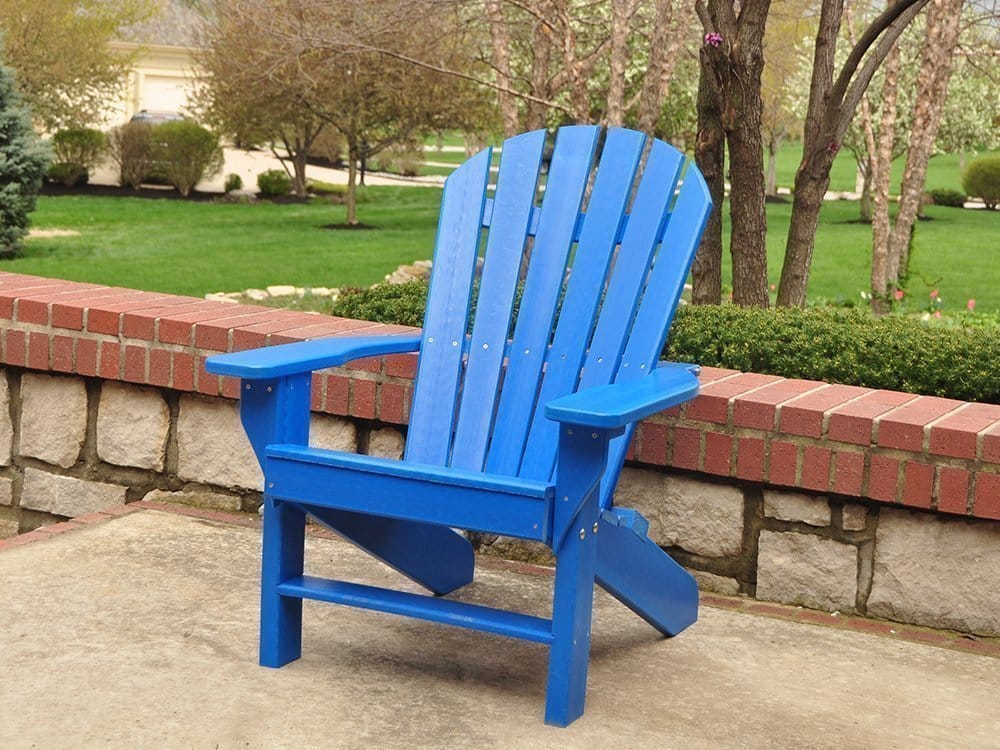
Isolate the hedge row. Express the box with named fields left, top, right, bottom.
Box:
left=331, top=281, right=999, bottom=403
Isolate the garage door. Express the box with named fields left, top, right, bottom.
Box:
left=140, top=74, right=192, bottom=115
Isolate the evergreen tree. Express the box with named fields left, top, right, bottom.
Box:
left=0, top=46, right=50, bottom=257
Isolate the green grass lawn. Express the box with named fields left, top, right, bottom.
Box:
left=15, top=189, right=444, bottom=296
left=769, top=143, right=998, bottom=194
left=12, top=188, right=999, bottom=312
left=722, top=199, right=999, bottom=311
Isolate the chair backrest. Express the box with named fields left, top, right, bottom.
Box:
left=405, top=125, right=711, bottom=507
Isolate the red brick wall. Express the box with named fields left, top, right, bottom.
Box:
left=2, top=272, right=997, bottom=520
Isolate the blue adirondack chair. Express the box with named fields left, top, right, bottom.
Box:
left=206, top=125, right=712, bottom=727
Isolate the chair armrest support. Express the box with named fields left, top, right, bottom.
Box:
left=205, top=334, right=421, bottom=379
left=544, top=362, right=700, bottom=429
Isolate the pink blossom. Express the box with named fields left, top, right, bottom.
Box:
left=704, top=32, right=723, bottom=47
left=769, top=284, right=776, bottom=292
left=893, top=289, right=905, bottom=301
left=929, top=289, right=939, bottom=300
left=967, top=298, right=976, bottom=311
left=933, top=311, right=942, bottom=318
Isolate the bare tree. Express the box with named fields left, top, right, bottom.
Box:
left=776, top=0, right=930, bottom=307
left=220, top=0, right=490, bottom=224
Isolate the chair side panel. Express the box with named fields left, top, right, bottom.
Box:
left=405, top=150, right=492, bottom=466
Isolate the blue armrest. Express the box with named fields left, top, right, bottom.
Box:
left=205, top=334, right=421, bottom=379
left=544, top=362, right=700, bottom=429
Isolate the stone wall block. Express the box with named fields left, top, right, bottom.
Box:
left=310, top=415, right=357, bottom=453
left=841, top=504, right=868, bottom=531
left=97, top=382, right=170, bottom=470
left=0, top=372, right=12, bottom=465
left=689, top=569, right=741, bottom=596
left=0, top=476, right=12, bottom=506
left=142, top=489, right=242, bottom=512
left=176, top=396, right=262, bottom=490
left=368, top=428, right=405, bottom=460
left=20, top=468, right=127, bottom=517
left=756, top=530, right=858, bottom=611
left=616, top=469, right=744, bottom=557
left=764, top=490, right=831, bottom=527
left=868, top=508, right=1000, bottom=636
left=20, top=374, right=88, bottom=468
left=0, top=516, right=18, bottom=539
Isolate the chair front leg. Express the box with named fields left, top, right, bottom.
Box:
left=545, top=424, right=616, bottom=727
left=259, top=495, right=306, bottom=667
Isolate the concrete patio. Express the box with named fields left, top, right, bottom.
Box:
left=1, top=507, right=997, bottom=749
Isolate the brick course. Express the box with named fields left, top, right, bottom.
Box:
left=0, top=272, right=997, bottom=520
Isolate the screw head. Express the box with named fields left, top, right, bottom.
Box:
left=245, top=383, right=251, bottom=390
left=593, top=522, right=599, bottom=534
left=579, top=528, right=586, bottom=540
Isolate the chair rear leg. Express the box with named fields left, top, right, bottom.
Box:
left=260, top=495, right=306, bottom=668
left=544, top=493, right=599, bottom=727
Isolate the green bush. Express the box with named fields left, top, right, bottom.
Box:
left=256, top=169, right=291, bottom=198
left=150, top=121, right=224, bottom=197
left=332, top=281, right=429, bottom=327
left=665, top=305, right=999, bottom=403
left=927, top=188, right=966, bottom=208
left=107, top=121, right=154, bottom=189
left=962, top=156, right=1000, bottom=210
left=49, top=128, right=105, bottom=187
left=224, top=173, right=243, bottom=193
left=46, top=162, right=88, bottom=188
left=332, top=281, right=1000, bottom=403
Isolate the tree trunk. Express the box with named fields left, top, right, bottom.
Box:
left=714, top=0, right=771, bottom=307
left=858, top=162, right=874, bottom=222
left=635, top=0, right=683, bottom=135
left=870, top=39, right=901, bottom=314
left=765, top=134, right=780, bottom=197
left=887, top=0, right=963, bottom=282
left=486, top=0, right=519, bottom=136
left=605, top=0, right=633, bottom=126
left=726, top=93, right=770, bottom=306
left=692, top=45, right=725, bottom=305
left=525, top=18, right=552, bottom=130
left=346, top=141, right=358, bottom=226
left=778, top=150, right=835, bottom=305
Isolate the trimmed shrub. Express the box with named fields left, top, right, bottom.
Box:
left=665, top=305, right=1000, bottom=403
left=0, top=49, right=50, bottom=256
left=150, top=121, right=224, bottom=197
left=48, top=127, right=105, bottom=186
left=256, top=169, right=292, bottom=198
left=962, top=156, right=1000, bottom=210
left=108, top=122, right=154, bottom=189
left=370, top=141, right=424, bottom=177
left=927, top=188, right=966, bottom=208
left=224, top=173, right=243, bottom=193
left=331, top=281, right=1000, bottom=403
left=46, top=162, right=89, bottom=188
left=332, top=281, right=428, bottom=328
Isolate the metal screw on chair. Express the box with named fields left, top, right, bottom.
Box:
left=266, top=386, right=272, bottom=392
left=593, top=522, right=599, bottom=534
left=579, top=528, right=586, bottom=540
left=245, top=383, right=251, bottom=390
